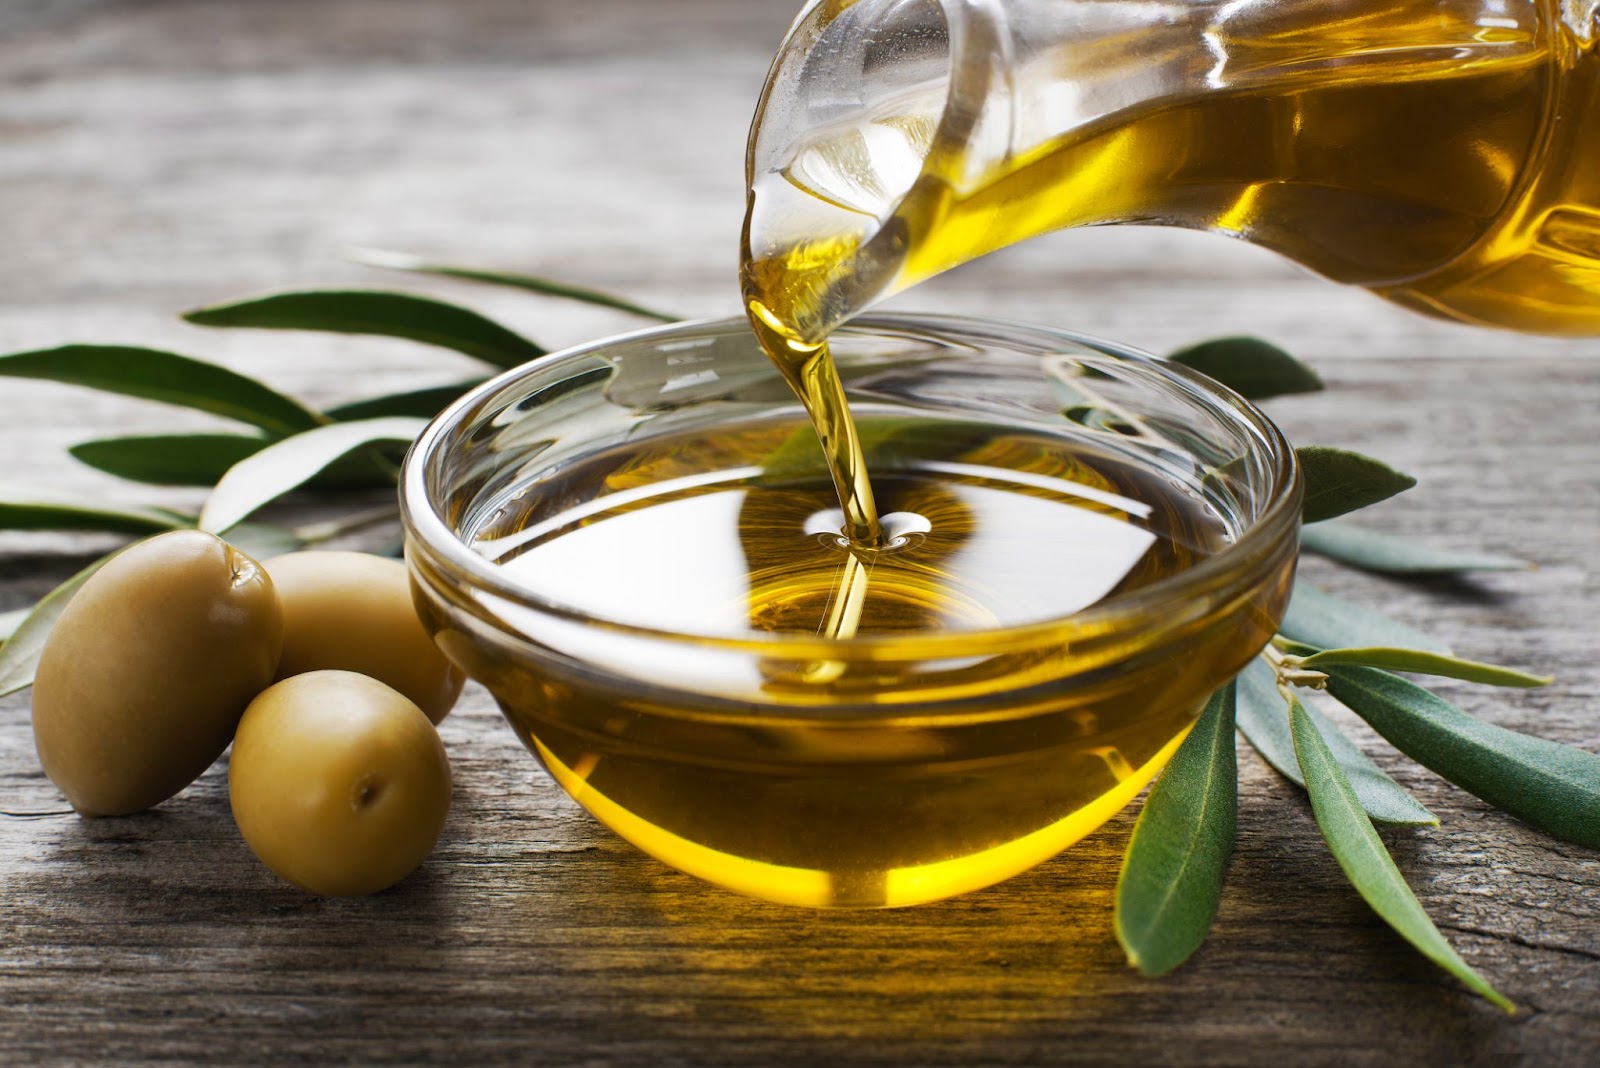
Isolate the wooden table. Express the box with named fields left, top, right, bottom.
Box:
left=2, top=2, right=1597, bottom=1063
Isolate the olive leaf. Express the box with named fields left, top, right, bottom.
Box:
left=346, top=247, right=680, bottom=322
left=0, top=607, right=26, bottom=644
left=69, top=434, right=271, bottom=487
left=1115, top=683, right=1237, bottom=976
left=760, top=417, right=987, bottom=486
left=198, top=417, right=427, bottom=534
left=0, top=549, right=120, bottom=696
left=372, top=532, right=407, bottom=559
left=1279, top=584, right=1451, bottom=655
left=70, top=434, right=403, bottom=491
left=0, top=345, right=323, bottom=436
left=1288, top=693, right=1514, bottom=1012
left=1296, top=446, right=1417, bottom=523
left=1062, top=404, right=1141, bottom=436
left=183, top=291, right=546, bottom=370
left=324, top=380, right=486, bottom=421
left=0, top=526, right=295, bottom=698
left=1323, top=666, right=1600, bottom=850
left=1273, top=637, right=1321, bottom=658
left=0, top=483, right=192, bottom=535
left=1166, top=337, right=1324, bottom=399
left=1297, top=647, right=1550, bottom=689
left=222, top=522, right=306, bottom=561
left=756, top=423, right=832, bottom=486
left=1236, top=660, right=1437, bottom=826
left=1300, top=521, right=1527, bottom=575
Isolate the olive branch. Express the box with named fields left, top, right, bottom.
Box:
left=1, top=253, right=1595, bottom=1012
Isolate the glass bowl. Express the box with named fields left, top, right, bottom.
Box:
left=401, top=314, right=1300, bottom=908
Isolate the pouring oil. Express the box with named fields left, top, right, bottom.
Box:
left=466, top=412, right=1256, bottom=906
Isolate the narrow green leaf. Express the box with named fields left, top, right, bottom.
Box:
left=0, top=550, right=120, bottom=696
left=1301, top=648, right=1550, bottom=689
left=324, top=379, right=485, bottom=422
left=70, top=434, right=400, bottom=491
left=1280, top=584, right=1451, bottom=655
left=1274, top=637, right=1322, bottom=658
left=69, top=433, right=270, bottom=487
left=1289, top=695, right=1513, bottom=1011
left=1324, top=666, right=1600, bottom=850
left=372, top=532, right=407, bottom=559
left=0, top=482, right=191, bottom=535
left=1062, top=404, right=1140, bottom=435
left=0, top=345, right=322, bottom=435
left=183, top=290, right=546, bottom=370
left=760, top=417, right=986, bottom=486
left=0, top=527, right=304, bottom=693
left=346, top=248, right=680, bottom=322
left=223, top=523, right=306, bottom=561
left=198, top=417, right=426, bottom=534
left=1115, top=684, right=1238, bottom=976
left=762, top=420, right=871, bottom=485
left=1237, top=660, right=1437, bottom=826
left=312, top=444, right=407, bottom=490
left=1301, top=521, right=1527, bottom=574
left=0, top=607, right=25, bottom=644
left=1166, top=337, right=1324, bottom=399
left=1297, top=446, right=1417, bottom=523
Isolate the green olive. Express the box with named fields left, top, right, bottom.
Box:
left=264, top=551, right=464, bottom=724
left=229, top=670, right=451, bottom=896
left=31, top=530, right=283, bottom=817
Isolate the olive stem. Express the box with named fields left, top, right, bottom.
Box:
left=293, top=504, right=401, bottom=547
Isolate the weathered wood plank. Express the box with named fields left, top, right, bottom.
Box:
left=1, top=1, right=1597, bottom=1064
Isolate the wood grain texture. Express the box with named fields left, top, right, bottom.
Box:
left=2, top=2, right=1597, bottom=1064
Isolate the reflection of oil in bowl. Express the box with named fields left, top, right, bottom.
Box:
left=464, top=797, right=1147, bottom=1051
left=403, top=315, right=1300, bottom=908
left=627, top=834, right=1141, bottom=1045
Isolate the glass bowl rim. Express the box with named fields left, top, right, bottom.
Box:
left=400, top=312, right=1301, bottom=657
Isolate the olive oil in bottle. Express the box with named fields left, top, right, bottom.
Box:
left=743, top=1, right=1600, bottom=339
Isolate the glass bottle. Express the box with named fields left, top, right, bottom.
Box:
left=743, top=0, right=1600, bottom=338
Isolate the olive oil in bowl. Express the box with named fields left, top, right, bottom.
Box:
left=403, top=317, right=1300, bottom=906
